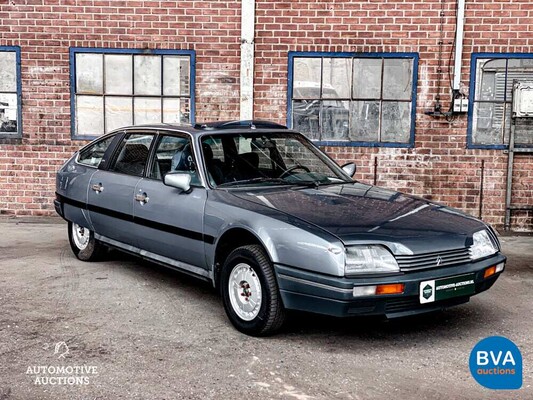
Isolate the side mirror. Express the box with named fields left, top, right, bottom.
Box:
left=341, top=162, right=356, bottom=177
left=164, top=172, right=192, bottom=193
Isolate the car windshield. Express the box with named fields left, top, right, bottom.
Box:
left=200, top=132, right=353, bottom=187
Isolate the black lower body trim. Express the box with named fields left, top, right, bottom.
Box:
left=55, top=193, right=215, bottom=244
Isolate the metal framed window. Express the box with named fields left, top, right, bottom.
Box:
left=0, top=46, right=22, bottom=138
left=70, top=48, right=195, bottom=140
left=468, top=53, right=533, bottom=149
left=287, top=51, right=418, bottom=148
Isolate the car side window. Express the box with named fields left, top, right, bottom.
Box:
left=109, top=133, right=154, bottom=177
left=77, top=134, right=115, bottom=167
left=150, top=135, right=200, bottom=185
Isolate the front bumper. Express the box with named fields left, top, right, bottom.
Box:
left=54, top=198, right=64, bottom=218
left=275, top=253, right=506, bottom=318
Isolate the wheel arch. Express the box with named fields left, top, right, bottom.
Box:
left=213, top=227, right=277, bottom=290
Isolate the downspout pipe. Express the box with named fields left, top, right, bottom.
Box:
left=452, top=0, right=466, bottom=91
left=240, top=0, right=255, bottom=120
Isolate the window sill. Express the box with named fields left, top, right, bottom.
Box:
left=467, top=144, right=533, bottom=150
left=0, top=134, right=22, bottom=144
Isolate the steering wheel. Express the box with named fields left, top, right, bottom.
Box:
left=279, top=165, right=311, bottom=178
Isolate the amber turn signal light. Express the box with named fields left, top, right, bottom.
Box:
left=484, top=266, right=497, bottom=279
left=376, top=283, right=405, bottom=295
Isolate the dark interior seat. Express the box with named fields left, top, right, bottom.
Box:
left=171, top=144, right=194, bottom=172
left=239, top=152, right=259, bottom=169
left=202, top=143, right=225, bottom=185
left=114, top=144, right=149, bottom=176
left=233, top=152, right=260, bottom=180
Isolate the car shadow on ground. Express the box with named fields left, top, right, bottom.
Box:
left=101, top=248, right=500, bottom=341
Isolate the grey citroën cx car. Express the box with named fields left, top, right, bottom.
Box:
left=55, top=120, right=506, bottom=336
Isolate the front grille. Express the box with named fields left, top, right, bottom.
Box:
left=385, top=296, right=470, bottom=314
left=396, top=248, right=471, bottom=272
left=384, top=297, right=420, bottom=313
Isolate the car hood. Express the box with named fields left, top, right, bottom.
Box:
left=226, top=182, right=486, bottom=253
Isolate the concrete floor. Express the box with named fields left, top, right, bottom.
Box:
left=0, top=220, right=531, bottom=399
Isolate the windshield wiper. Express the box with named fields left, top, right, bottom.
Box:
left=218, top=177, right=295, bottom=187
left=318, top=179, right=354, bottom=187
left=284, top=178, right=353, bottom=189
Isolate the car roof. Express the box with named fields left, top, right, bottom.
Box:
left=115, top=120, right=289, bottom=137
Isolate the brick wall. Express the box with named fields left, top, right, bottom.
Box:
left=1, top=0, right=532, bottom=231
left=253, top=0, right=533, bottom=231
left=0, top=0, right=242, bottom=216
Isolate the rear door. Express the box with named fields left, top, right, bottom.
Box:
left=87, top=132, right=155, bottom=246
left=132, top=134, right=209, bottom=273
left=59, top=133, right=119, bottom=228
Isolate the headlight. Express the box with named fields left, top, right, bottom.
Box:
left=470, top=230, right=498, bottom=260
left=345, top=245, right=399, bottom=275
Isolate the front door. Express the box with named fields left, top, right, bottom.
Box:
left=132, top=134, right=208, bottom=273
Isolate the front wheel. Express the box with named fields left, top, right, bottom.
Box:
left=221, top=245, right=286, bottom=336
left=68, top=221, right=103, bottom=261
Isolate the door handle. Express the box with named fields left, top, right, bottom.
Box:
left=135, top=192, right=149, bottom=204
left=91, top=183, right=104, bottom=193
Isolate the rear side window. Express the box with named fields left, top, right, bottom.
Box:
left=77, top=135, right=115, bottom=167
left=110, top=133, right=154, bottom=177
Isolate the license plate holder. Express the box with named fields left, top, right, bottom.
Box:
left=419, top=273, right=475, bottom=304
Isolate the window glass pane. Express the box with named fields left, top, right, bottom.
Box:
left=505, top=67, right=533, bottom=102
left=515, top=117, right=533, bottom=145
left=105, top=97, right=132, bottom=131
left=353, top=59, right=381, bottom=99
left=481, top=59, right=507, bottom=70
left=478, top=71, right=497, bottom=101
left=349, top=101, right=379, bottom=142
left=112, top=134, right=154, bottom=177
left=476, top=59, right=506, bottom=101
left=293, top=58, right=321, bottom=99
left=163, top=98, right=189, bottom=124
left=383, top=58, right=412, bottom=100
left=78, top=135, right=115, bottom=167
left=151, top=135, right=199, bottom=184
left=0, top=93, right=18, bottom=133
left=381, top=101, right=411, bottom=143
left=163, top=56, right=190, bottom=96
left=105, top=54, right=132, bottom=95
left=134, top=97, right=161, bottom=124
left=134, top=55, right=161, bottom=95
left=0, top=52, right=17, bottom=92
left=76, top=96, right=104, bottom=136
left=151, top=135, right=189, bottom=179
left=292, top=100, right=320, bottom=140
left=472, top=102, right=505, bottom=145
left=322, top=58, right=351, bottom=98
left=320, top=100, right=350, bottom=141
left=76, top=53, right=103, bottom=94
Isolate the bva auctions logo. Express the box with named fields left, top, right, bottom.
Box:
left=469, top=336, right=522, bottom=390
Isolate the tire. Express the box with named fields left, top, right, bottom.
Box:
left=221, top=245, right=286, bottom=336
left=68, top=221, right=103, bottom=261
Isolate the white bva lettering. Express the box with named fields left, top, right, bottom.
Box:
left=476, top=351, right=516, bottom=366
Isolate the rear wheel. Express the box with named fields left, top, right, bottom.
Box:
left=221, top=245, right=286, bottom=336
left=68, top=221, right=103, bottom=261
